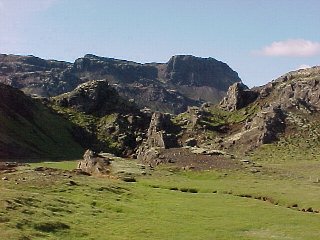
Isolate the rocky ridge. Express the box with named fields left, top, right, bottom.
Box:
left=0, top=53, right=242, bottom=113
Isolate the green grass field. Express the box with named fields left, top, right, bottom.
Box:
left=1, top=155, right=320, bottom=240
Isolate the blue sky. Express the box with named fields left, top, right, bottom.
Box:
left=0, top=0, right=319, bottom=87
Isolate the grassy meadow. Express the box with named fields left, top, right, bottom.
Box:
left=0, top=152, right=320, bottom=240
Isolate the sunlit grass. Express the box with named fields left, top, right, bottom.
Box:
left=1, top=160, right=320, bottom=240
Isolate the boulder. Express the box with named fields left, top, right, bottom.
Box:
left=77, top=149, right=111, bottom=175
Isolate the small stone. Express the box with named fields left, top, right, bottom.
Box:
left=122, top=176, right=136, bottom=182
left=240, top=159, right=251, bottom=164
left=68, top=180, right=77, bottom=186
left=184, top=138, right=197, bottom=147
left=2, top=176, right=8, bottom=180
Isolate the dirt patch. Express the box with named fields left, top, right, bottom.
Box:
left=157, top=148, right=242, bottom=171
left=0, top=162, right=22, bottom=173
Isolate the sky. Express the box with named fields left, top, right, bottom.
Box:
left=0, top=0, right=319, bottom=87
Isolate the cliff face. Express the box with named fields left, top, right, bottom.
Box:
left=0, top=53, right=242, bottom=114
left=164, top=55, right=239, bottom=90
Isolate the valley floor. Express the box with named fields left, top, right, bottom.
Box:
left=1, top=152, right=320, bottom=240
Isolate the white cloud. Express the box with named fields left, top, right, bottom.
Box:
left=254, top=39, right=320, bottom=57
left=296, top=64, right=311, bottom=70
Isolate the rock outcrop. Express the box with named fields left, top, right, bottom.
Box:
left=146, top=112, right=178, bottom=149
left=175, top=66, right=320, bottom=154
left=77, top=149, right=111, bottom=175
left=164, top=55, right=240, bottom=91
left=231, top=106, right=286, bottom=149
left=219, top=82, right=259, bottom=111
left=53, top=80, right=138, bottom=116
left=262, top=67, right=320, bottom=112
left=137, top=112, right=179, bottom=164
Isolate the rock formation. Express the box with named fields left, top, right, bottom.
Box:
left=137, top=112, right=179, bottom=164
left=164, top=55, right=240, bottom=90
left=77, top=149, right=111, bottom=175
left=53, top=80, right=138, bottom=116
left=219, top=82, right=259, bottom=111
left=175, top=66, right=320, bottom=154
left=51, top=80, right=151, bottom=157
left=227, top=106, right=286, bottom=149
left=146, top=112, right=178, bottom=149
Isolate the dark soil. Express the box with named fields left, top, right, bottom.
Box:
left=0, top=162, right=21, bottom=172
left=158, top=148, right=242, bottom=170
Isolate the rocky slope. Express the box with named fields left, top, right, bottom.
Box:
left=136, top=66, right=320, bottom=164
left=0, top=53, right=241, bottom=113
left=0, top=83, right=83, bottom=159
left=171, top=66, right=320, bottom=154
left=49, top=80, right=151, bottom=157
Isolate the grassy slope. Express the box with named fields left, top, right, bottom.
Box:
left=0, top=101, right=83, bottom=160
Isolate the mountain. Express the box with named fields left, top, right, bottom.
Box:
left=0, top=83, right=83, bottom=160
left=1, top=54, right=320, bottom=161
left=0, top=54, right=241, bottom=114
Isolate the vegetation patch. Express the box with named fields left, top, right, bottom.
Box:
left=33, top=221, right=70, bottom=233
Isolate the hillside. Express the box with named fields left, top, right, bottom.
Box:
left=0, top=54, right=241, bottom=113
left=0, top=83, right=83, bottom=160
